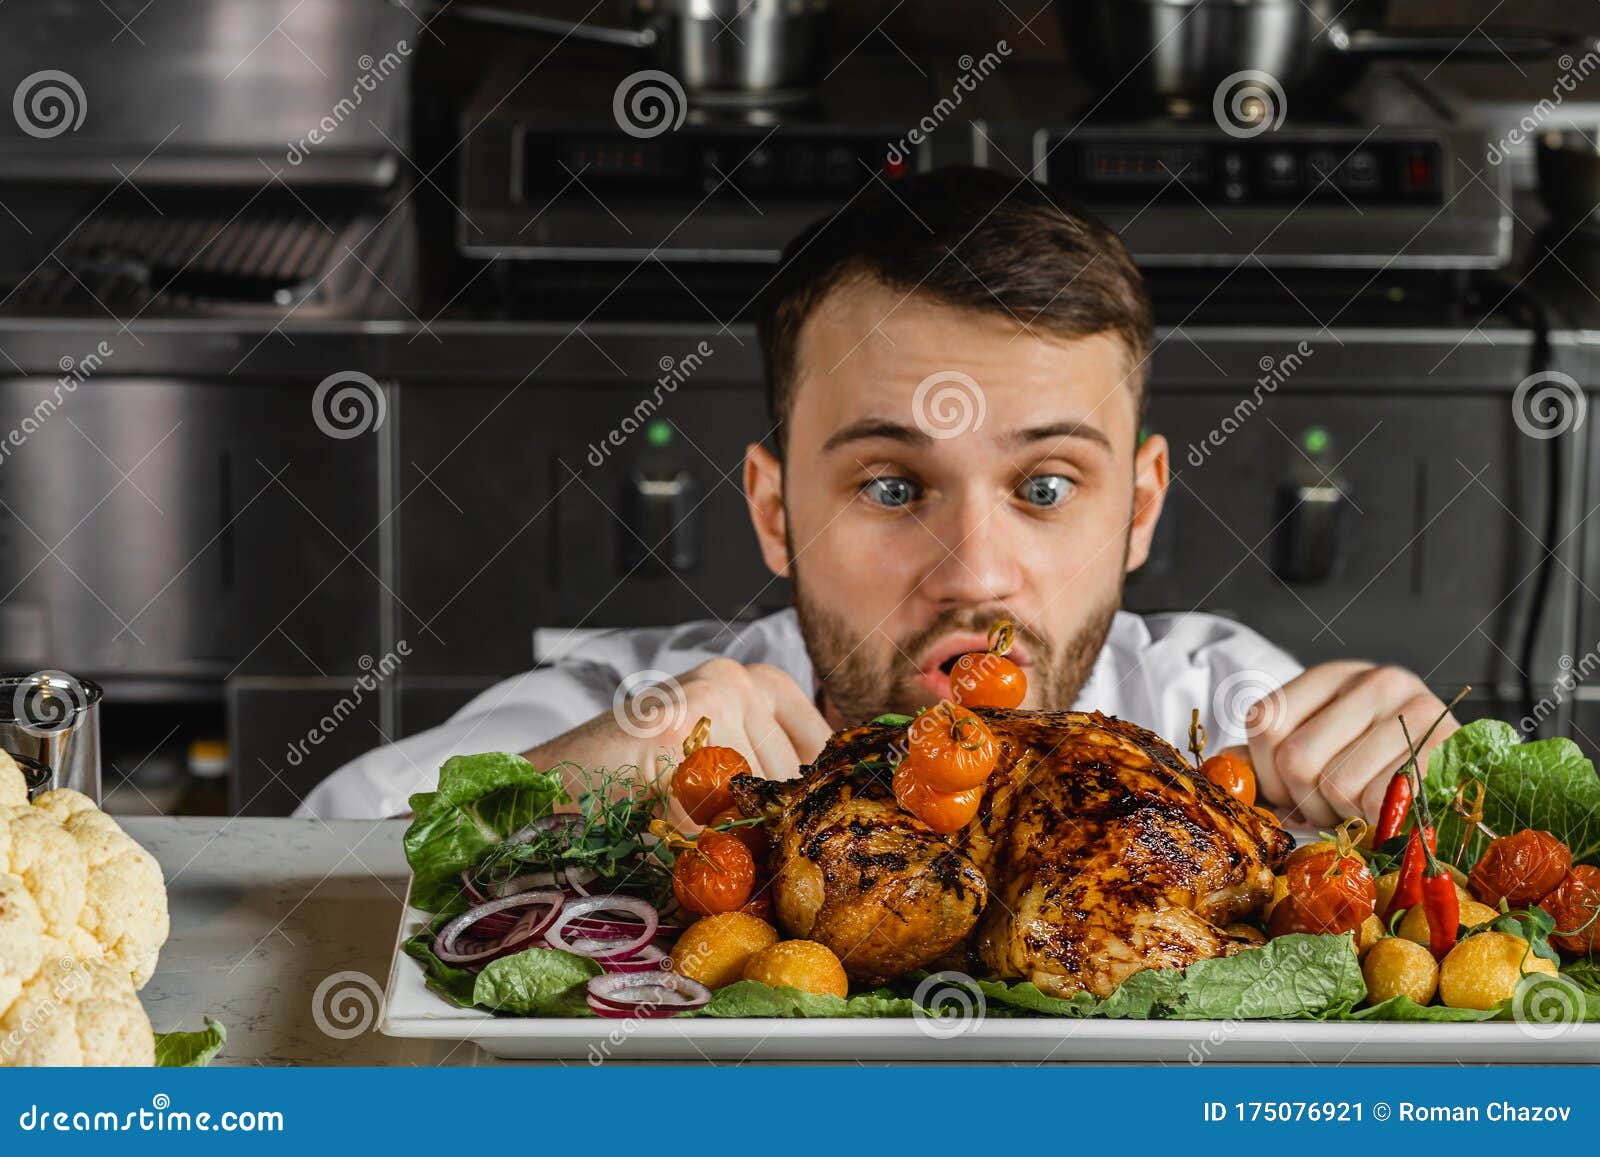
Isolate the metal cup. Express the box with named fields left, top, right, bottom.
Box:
left=0, top=671, right=103, bottom=802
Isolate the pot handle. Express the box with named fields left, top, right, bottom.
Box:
left=399, top=0, right=658, bottom=50
left=1337, top=25, right=1591, bottom=63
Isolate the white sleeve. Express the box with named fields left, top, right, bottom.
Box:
left=294, top=661, right=619, bottom=820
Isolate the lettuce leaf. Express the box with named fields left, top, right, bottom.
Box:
left=403, top=924, right=480, bottom=1008
left=152, top=1018, right=227, bottom=1067
left=472, top=948, right=601, bottom=1016
left=695, top=980, right=923, bottom=1018
left=1423, top=719, right=1600, bottom=867
left=403, top=752, right=566, bottom=914
left=980, top=934, right=1363, bottom=1021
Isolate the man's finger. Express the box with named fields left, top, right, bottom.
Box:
left=748, top=663, right=831, bottom=766
left=1247, top=661, right=1373, bottom=812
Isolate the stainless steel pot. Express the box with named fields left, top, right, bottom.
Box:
left=0, top=671, right=103, bottom=802
left=412, top=0, right=830, bottom=96
left=1060, top=0, right=1584, bottom=107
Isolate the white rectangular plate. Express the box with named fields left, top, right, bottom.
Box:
left=380, top=888, right=1600, bottom=1063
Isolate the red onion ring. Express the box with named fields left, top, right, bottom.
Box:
left=546, top=895, right=658, bottom=960
left=586, top=970, right=710, bottom=1014
left=600, top=944, right=667, bottom=974
left=434, top=890, right=564, bottom=966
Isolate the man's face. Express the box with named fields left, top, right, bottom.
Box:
left=745, top=278, right=1170, bottom=725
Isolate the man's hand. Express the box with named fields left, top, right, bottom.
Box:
left=524, top=658, right=831, bottom=824
left=1240, top=661, right=1460, bottom=828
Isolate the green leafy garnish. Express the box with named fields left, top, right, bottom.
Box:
left=153, top=1018, right=227, bottom=1067
left=472, top=949, right=601, bottom=1016
left=694, top=980, right=923, bottom=1018
left=403, top=922, right=480, bottom=1007
left=1423, top=719, right=1600, bottom=868
left=871, top=713, right=914, bottom=727
left=404, top=752, right=567, bottom=914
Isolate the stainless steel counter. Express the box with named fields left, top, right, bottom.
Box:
left=127, top=816, right=493, bottom=1067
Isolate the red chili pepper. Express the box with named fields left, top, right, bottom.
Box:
left=1385, top=824, right=1436, bottom=920
left=1422, top=863, right=1460, bottom=961
left=1373, top=769, right=1413, bottom=845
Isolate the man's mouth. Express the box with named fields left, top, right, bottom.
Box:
left=912, top=631, right=1031, bottom=700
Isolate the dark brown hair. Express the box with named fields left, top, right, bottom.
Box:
left=757, top=165, right=1154, bottom=454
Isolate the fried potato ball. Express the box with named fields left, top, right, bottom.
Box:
left=669, top=912, right=778, bottom=989
left=1356, top=913, right=1386, bottom=958
left=1438, top=932, right=1558, bottom=1011
left=1397, top=897, right=1498, bottom=945
left=743, top=939, right=849, bottom=999
left=1362, top=936, right=1439, bottom=1006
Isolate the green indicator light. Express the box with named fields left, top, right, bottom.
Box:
left=646, top=420, right=673, bottom=448
left=1303, top=426, right=1330, bottom=455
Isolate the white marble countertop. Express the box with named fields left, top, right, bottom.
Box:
left=127, top=816, right=495, bottom=1067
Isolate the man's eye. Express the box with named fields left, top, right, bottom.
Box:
left=1019, top=474, right=1076, bottom=508
left=862, top=477, right=918, bottom=508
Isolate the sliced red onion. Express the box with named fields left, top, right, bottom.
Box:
left=546, top=895, right=658, bottom=960
left=490, top=870, right=562, bottom=898
left=434, top=890, right=564, bottom=966
left=586, top=995, right=642, bottom=1019
left=460, top=870, right=487, bottom=905
left=565, top=865, right=596, bottom=896
left=586, top=970, right=710, bottom=1015
left=601, top=944, right=667, bottom=974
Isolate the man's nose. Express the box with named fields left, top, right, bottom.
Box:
left=918, top=491, right=1024, bottom=606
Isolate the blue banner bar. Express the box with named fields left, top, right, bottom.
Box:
left=0, top=1066, right=1591, bottom=1152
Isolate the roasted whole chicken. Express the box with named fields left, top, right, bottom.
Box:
left=730, top=709, right=1292, bottom=998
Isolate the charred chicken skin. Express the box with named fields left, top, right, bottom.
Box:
left=731, top=709, right=1291, bottom=997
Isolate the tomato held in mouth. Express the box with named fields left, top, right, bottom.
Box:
left=947, top=619, right=1028, bottom=709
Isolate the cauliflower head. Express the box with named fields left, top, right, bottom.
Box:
left=0, top=753, right=168, bottom=1065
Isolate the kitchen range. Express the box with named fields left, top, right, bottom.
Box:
left=0, top=0, right=1599, bottom=1075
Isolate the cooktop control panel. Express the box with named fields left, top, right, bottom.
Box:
left=1043, top=136, right=1445, bottom=206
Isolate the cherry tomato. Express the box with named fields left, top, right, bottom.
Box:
left=711, top=806, right=770, bottom=863
left=1267, top=894, right=1364, bottom=940
left=949, top=652, right=1027, bottom=709
left=1285, top=848, right=1375, bottom=935
left=901, top=701, right=998, bottom=792
left=1542, top=865, right=1600, bottom=956
left=1469, top=829, right=1572, bottom=908
left=672, top=717, right=751, bottom=825
left=671, top=830, right=756, bottom=916
left=1199, top=750, right=1257, bottom=806
left=892, top=762, right=982, bottom=835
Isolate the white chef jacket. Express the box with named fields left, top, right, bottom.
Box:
left=296, top=609, right=1302, bottom=819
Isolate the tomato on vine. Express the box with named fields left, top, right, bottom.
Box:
left=653, top=820, right=757, bottom=916
left=949, top=620, right=1027, bottom=709
left=672, top=716, right=751, bottom=825
left=901, top=700, right=998, bottom=791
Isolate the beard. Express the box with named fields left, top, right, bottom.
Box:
left=791, top=570, right=1123, bottom=727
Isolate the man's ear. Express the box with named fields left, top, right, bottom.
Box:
left=1126, top=432, right=1170, bottom=573
left=744, top=441, right=790, bottom=577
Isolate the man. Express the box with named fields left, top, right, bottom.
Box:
left=300, top=166, right=1457, bottom=826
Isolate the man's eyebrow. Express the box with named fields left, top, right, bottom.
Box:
left=820, top=416, right=1117, bottom=454
left=821, top=419, right=926, bottom=453
left=1007, top=420, right=1114, bottom=453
